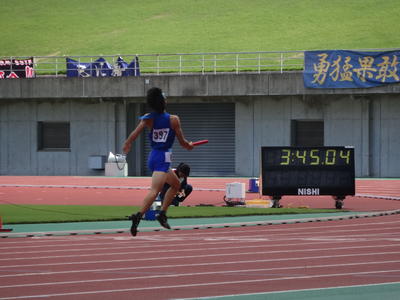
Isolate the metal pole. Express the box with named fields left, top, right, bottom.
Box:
left=55, top=57, right=58, bottom=76
left=10, top=56, right=13, bottom=76
left=157, top=55, right=160, bottom=75
left=236, top=54, right=239, bottom=74
left=179, top=55, right=182, bottom=75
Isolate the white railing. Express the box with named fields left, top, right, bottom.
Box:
left=138, top=51, right=305, bottom=75
left=1, top=49, right=398, bottom=77
left=1, top=51, right=305, bottom=77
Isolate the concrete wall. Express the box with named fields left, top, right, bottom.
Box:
left=2, top=72, right=400, bottom=99
left=235, top=94, right=400, bottom=177
left=0, top=99, right=127, bottom=175
left=1, top=72, right=399, bottom=177
left=374, top=95, right=400, bottom=177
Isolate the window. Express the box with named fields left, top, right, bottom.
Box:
left=291, top=120, right=324, bottom=147
left=38, top=122, right=70, bottom=151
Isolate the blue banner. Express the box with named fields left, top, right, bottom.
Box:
left=304, top=50, right=400, bottom=88
left=115, top=56, right=140, bottom=77
left=66, top=57, right=140, bottom=77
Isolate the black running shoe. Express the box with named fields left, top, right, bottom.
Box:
left=128, top=212, right=142, bottom=237
left=156, top=211, right=171, bottom=229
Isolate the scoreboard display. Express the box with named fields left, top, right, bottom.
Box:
left=261, top=146, right=355, bottom=197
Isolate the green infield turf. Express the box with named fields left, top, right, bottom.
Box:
left=0, top=204, right=343, bottom=224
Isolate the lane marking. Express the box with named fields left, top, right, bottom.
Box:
left=1, top=251, right=399, bottom=274
left=1, top=260, right=400, bottom=288
left=2, top=256, right=400, bottom=278
left=0, top=241, right=399, bottom=262
left=1, top=233, right=399, bottom=259
left=2, top=217, right=400, bottom=242
left=1, top=270, right=399, bottom=299
left=0, top=184, right=224, bottom=192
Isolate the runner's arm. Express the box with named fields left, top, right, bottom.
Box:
left=171, top=115, right=193, bottom=150
left=123, top=120, right=148, bottom=154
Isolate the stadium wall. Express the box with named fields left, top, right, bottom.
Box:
left=0, top=72, right=399, bottom=177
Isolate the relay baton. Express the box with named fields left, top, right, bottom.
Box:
left=192, top=140, right=208, bottom=146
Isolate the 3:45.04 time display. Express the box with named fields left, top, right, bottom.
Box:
left=280, top=148, right=352, bottom=166
left=261, top=146, right=355, bottom=199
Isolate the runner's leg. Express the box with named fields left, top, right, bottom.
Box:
left=161, top=169, right=180, bottom=211
left=140, top=171, right=168, bottom=215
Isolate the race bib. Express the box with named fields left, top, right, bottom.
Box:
left=152, top=128, right=169, bottom=143
left=165, top=151, right=172, bottom=163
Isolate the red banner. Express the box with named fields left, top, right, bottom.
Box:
left=0, top=58, right=35, bottom=79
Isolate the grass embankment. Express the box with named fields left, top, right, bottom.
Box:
left=1, top=0, right=398, bottom=57
left=0, top=204, right=343, bottom=224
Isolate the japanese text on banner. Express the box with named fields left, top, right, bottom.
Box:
left=304, top=50, right=400, bottom=88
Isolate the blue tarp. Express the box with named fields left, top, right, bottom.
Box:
left=66, top=56, right=140, bottom=77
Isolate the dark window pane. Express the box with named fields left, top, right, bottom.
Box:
left=38, top=122, right=70, bottom=150
left=292, top=120, right=324, bottom=147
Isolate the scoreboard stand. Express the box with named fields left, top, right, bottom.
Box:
left=270, top=195, right=346, bottom=209
left=261, top=146, right=355, bottom=210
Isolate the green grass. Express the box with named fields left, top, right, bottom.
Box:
left=0, top=204, right=342, bottom=224
left=0, top=0, right=399, bottom=57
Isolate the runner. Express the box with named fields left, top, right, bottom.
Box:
left=157, top=162, right=192, bottom=207
left=123, top=87, right=193, bottom=236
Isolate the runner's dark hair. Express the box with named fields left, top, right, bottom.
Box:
left=147, top=87, right=166, bottom=113
left=177, top=162, right=190, bottom=177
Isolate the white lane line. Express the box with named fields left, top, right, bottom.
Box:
left=3, top=227, right=400, bottom=250
left=0, top=184, right=225, bottom=192
left=0, top=270, right=399, bottom=299
left=0, top=251, right=399, bottom=276
left=2, top=218, right=400, bottom=246
left=0, top=242, right=399, bottom=262
left=1, top=260, right=400, bottom=288
left=2, top=210, right=400, bottom=238
left=2, top=230, right=400, bottom=255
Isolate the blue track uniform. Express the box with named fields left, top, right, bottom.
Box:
left=140, top=112, right=176, bottom=173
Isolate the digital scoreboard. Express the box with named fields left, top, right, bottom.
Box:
left=261, top=146, right=355, bottom=208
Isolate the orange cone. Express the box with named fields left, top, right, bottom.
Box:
left=0, top=216, right=13, bottom=232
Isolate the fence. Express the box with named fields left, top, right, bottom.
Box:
left=1, top=51, right=305, bottom=77
left=1, top=49, right=398, bottom=77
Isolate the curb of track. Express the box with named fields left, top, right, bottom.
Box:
left=1, top=209, right=400, bottom=238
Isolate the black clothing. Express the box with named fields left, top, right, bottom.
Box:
left=158, top=170, right=192, bottom=206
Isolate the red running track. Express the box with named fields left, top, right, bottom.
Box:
left=0, top=177, right=400, bottom=211
left=0, top=214, right=400, bottom=299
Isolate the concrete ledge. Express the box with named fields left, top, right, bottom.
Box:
left=2, top=72, right=400, bottom=100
